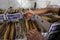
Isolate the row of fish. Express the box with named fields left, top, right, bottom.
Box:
left=0, top=19, right=41, bottom=40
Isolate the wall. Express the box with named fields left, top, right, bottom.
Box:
left=0, top=0, right=60, bottom=9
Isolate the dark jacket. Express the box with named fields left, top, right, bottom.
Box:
left=47, top=23, right=60, bottom=40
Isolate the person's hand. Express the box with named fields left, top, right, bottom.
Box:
left=24, top=10, right=35, bottom=19
left=26, top=29, right=45, bottom=40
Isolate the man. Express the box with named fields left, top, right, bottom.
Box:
left=24, top=8, right=60, bottom=40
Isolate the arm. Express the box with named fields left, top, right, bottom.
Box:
left=33, top=8, right=59, bottom=15
left=24, top=8, right=59, bottom=18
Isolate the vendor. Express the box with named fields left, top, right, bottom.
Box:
left=24, top=8, right=60, bottom=40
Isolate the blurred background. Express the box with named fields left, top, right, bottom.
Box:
left=0, top=0, right=60, bottom=9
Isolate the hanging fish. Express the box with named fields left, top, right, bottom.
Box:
left=9, top=22, right=15, bottom=40
left=15, top=22, right=20, bottom=39
left=4, top=22, right=11, bottom=40
left=0, top=23, right=6, bottom=39
left=25, top=19, right=30, bottom=32
left=19, top=19, right=25, bottom=39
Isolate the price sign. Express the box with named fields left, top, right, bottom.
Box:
left=0, top=14, right=5, bottom=20
left=6, top=13, right=22, bottom=21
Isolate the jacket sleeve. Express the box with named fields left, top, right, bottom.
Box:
left=47, top=23, right=60, bottom=40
